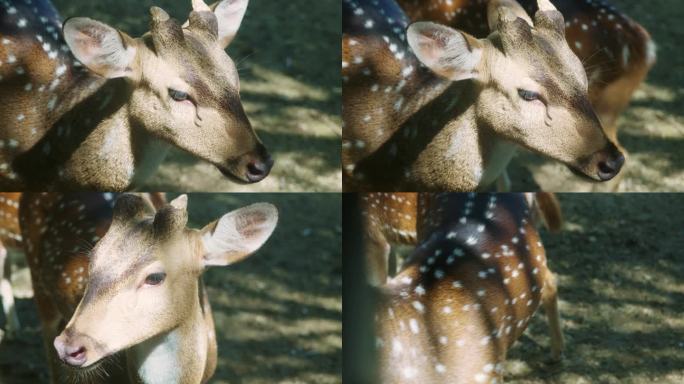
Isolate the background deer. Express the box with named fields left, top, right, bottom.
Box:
left=342, top=0, right=624, bottom=191
left=372, top=193, right=563, bottom=383
left=0, top=0, right=272, bottom=191
left=21, top=193, right=277, bottom=383
left=0, top=193, right=22, bottom=340
left=362, top=192, right=561, bottom=286
left=396, top=0, right=656, bottom=190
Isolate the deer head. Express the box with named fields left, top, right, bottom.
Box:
left=62, top=0, right=273, bottom=183
left=53, top=194, right=278, bottom=369
left=407, top=0, right=624, bottom=182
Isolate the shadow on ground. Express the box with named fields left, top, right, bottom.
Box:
left=507, top=194, right=684, bottom=383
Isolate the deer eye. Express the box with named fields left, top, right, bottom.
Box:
left=168, top=89, right=189, bottom=102
left=144, top=272, right=166, bottom=286
left=517, top=89, right=541, bottom=102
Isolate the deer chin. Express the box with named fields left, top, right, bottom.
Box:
left=216, top=164, right=254, bottom=184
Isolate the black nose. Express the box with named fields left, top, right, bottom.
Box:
left=597, top=153, right=625, bottom=181
left=245, top=152, right=274, bottom=183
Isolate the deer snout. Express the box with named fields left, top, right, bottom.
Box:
left=245, top=147, right=274, bottom=183
left=218, top=143, right=274, bottom=183
left=239, top=143, right=273, bottom=183
left=593, top=143, right=625, bottom=181
left=597, top=153, right=625, bottom=181
left=54, top=333, right=89, bottom=367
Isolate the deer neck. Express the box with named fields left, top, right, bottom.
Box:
left=127, top=293, right=209, bottom=384
left=375, top=81, right=517, bottom=191
left=13, top=74, right=170, bottom=190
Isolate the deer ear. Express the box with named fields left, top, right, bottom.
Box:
left=63, top=17, right=137, bottom=79
left=200, top=203, right=277, bottom=267
left=212, top=0, right=249, bottom=48
left=407, top=22, right=483, bottom=82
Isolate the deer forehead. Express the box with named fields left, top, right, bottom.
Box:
left=140, top=32, right=239, bottom=93
left=519, top=32, right=586, bottom=87
left=89, top=219, right=191, bottom=277
left=488, top=33, right=585, bottom=97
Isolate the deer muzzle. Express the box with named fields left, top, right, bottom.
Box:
left=217, top=143, right=273, bottom=183
left=54, top=331, right=93, bottom=368
left=577, top=142, right=625, bottom=181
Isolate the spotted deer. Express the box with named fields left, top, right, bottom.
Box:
left=396, top=0, right=656, bottom=190
left=21, top=193, right=277, bottom=383
left=373, top=193, right=563, bottom=383
left=362, top=192, right=561, bottom=285
left=0, top=193, right=22, bottom=339
left=0, top=0, right=272, bottom=191
left=342, top=0, right=624, bottom=191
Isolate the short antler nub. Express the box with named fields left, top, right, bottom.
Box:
left=150, top=6, right=185, bottom=48
left=537, top=0, right=558, bottom=12
left=533, top=0, right=565, bottom=36
left=153, top=195, right=189, bottom=237
left=150, top=6, right=170, bottom=23
left=112, top=194, right=154, bottom=228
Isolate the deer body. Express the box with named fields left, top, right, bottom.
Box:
left=374, top=193, right=562, bottom=383
left=343, top=0, right=624, bottom=191
left=362, top=192, right=561, bottom=285
left=0, top=0, right=272, bottom=191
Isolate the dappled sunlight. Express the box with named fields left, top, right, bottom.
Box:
left=506, top=194, right=684, bottom=383
left=243, top=65, right=334, bottom=103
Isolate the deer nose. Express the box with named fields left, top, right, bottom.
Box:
left=596, top=151, right=625, bottom=181
left=54, top=334, right=88, bottom=367
left=245, top=147, right=273, bottom=183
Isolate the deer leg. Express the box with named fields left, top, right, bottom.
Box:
left=542, top=270, right=564, bottom=362
left=363, top=220, right=392, bottom=286
left=0, top=243, right=20, bottom=337
left=496, top=169, right=512, bottom=192
left=364, top=233, right=391, bottom=286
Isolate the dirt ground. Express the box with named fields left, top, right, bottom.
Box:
left=51, top=0, right=341, bottom=192
left=0, top=193, right=342, bottom=384
left=507, top=194, right=684, bottom=383
left=507, top=0, right=684, bottom=192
